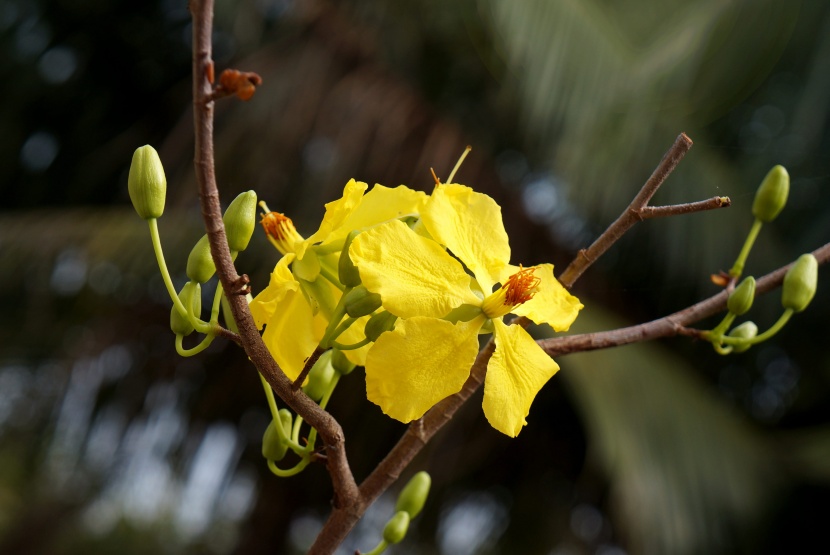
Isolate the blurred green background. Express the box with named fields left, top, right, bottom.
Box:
left=2, top=0, right=830, bottom=553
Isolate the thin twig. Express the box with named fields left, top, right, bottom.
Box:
left=558, top=133, right=694, bottom=288
left=189, top=0, right=359, bottom=513
left=640, top=195, right=731, bottom=219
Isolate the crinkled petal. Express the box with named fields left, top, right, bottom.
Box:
left=483, top=319, right=559, bottom=437
left=327, top=184, right=428, bottom=245
left=350, top=220, right=480, bottom=318
left=249, top=254, right=297, bottom=328
left=502, top=264, right=583, bottom=331
left=365, top=316, right=484, bottom=422
left=299, top=179, right=368, bottom=258
left=422, top=183, right=510, bottom=292
left=260, top=287, right=327, bottom=381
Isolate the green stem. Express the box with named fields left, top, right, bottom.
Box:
left=729, top=218, right=763, bottom=278
left=363, top=540, right=390, bottom=555
left=313, top=238, right=347, bottom=256
left=306, top=373, right=340, bottom=449
left=175, top=332, right=216, bottom=356
left=320, top=292, right=350, bottom=348
left=149, top=218, right=188, bottom=317
left=319, top=263, right=345, bottom=292
left=267, top=458, right=311, bottom=478
left=332, top=337, right=372, bottom=351
left=708, top=312, right=737, bottom=340
left=721, top=309, right=794, bottom=346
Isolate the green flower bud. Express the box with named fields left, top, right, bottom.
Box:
left=128, top=145, right=167, bottom=219
left=339, top=230, right=363, bottom=287
left=186, top=234, right=216, bottom=284
left=223, top=191, right=257, bottom=252
left=395, top=471, right=431, bottom=518
left=782, top=253, right=818, bottom=312
left=262, top=409, right=293, bottom=461
left=728, top=321, right=758, bottom=353
left=364, top=310, right=397, bottom=342
left=303, top=350, right=335, bottom=401
left=727, top=276, right=756, bottom=316
left=170, top=281, right=202, bottom=335
left=382, top=511, right=410, bottom=545
left=752, top=165, right=789, bottom=223
left=343, top=285, right=382, bottom=318
left=330, top=348, right=356, bottom=375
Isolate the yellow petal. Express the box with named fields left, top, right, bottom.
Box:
left=338, top=314, right=372, bottom=366
left=299, top=179, right=368, bottom=259
left=421, top=183, right=510, bottom=292
left=350, top=220, right=481, bottom=318
left=327, top=184, right=428, bottom=245
left=503, top=264, right=583, bottom=331
left=483, top=319, right=559, bottom=437
left=249, top=254, right=297, bottom=328
left=260, top=287, right=327, bottom=381
left=365, top=316, right=484, bottom=422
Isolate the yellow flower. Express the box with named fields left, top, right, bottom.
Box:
left=250, top=180, right=428, bottom=379
left=350, top=183, right=582, bottom=436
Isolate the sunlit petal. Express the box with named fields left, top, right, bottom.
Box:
left=503, top=264, right=583, bottom=331
left=249, top=254, right=297, bottom=328
left=365, top=316, right=484, bottom=422
left=422, top=183, right=510, bottom=291
left=350, top=220, right=480, bottom=318
left=483, top=319, right=559, bottom=437
left=260, top=288, right=327, bottom=381
left=299, top=179, right=368, bottom=258
left=328, top=184, right=428, bottom=244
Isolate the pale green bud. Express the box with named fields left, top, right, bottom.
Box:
left=364, top=310, right=397, bottom=342
left=782, top=254, right=818, bottom=312
left=262, top=409, right=293, bottom=461
left=223, top=191, right=257, bottom=252
left=343, top=285, right=382, bottom=318
left=727, top=276, right=756, bottom=316
left=339, top=230, right=362, bottom=287
left=752, top=165, right=789, bottom=223
left=382, top=511, right=410, bottom=544
left=170, top=281, right=201, bottom=336
left=330, top=348, right=356, bottom=376
left=728, top=321, right=758, bottom=353
left=128, top=145, right=167, bottom=219
left=395, top=471, right=431, bottom=518
left=186, top=234, right=216, bottom=284
left=303, top=350, right=335, bottom=401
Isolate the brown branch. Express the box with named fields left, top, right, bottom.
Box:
left=640, top=195, right=731, bottom=219
left=542, top=240, right=830, bottom=358
left=558, top=133, right=695, bottom=288
left=189, top=0, right=358, bottom=512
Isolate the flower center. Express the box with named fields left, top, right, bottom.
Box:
left=481, top=266, right=541, bottom=319
left=260, top=211, right=304, bottom=254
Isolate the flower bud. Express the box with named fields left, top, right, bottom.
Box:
left=728, top=321, right=758, bottom=353
left=343, top=285, right=382, bottom=318
left=223, top=191, right=257, bottom=252
left=128, top=145, right=167, bottom=219
left=364, top=311, right=397, bottom=341
left=330, top=348, right=356, bottom=375
left=782, top=253, right=818, bottom=312
left=261, top=409, right=293, bottom=461
left=382, top=511, right=410, bottom=545
left=303, top=350, right=335, bottom=401
left=186, top=234, right=216, bottom=284
left=727, top=276, right=755, bottom=316
left=339, top=230, right=362, bottom=287
left=170, top=281, right=201, bottom=336
left=752, top=165, right=789, bottom=223
left=395, top=471, right=431, bottom=518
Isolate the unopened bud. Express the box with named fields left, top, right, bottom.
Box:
left=170, top=281, right=201, bottom=336
left=752, top=165, right=789, bottom=223
left=727, top=276, right=756, bottom=316
left=223, top=191, right=257, bottom=252
left=364, top=311, right=397, bottom=341
left=303, top=350, right=335, bottom=401
left=330, top=348, right=356, bottom=375
left=343, top=285, right=382, bottom=318
left=395, top=471, right=431, bottom=518
left=382, top=511, right=410, bottom=545
left=128, top=145, right=167, bottom=219
left=338, top=230, right=362, bottom=287
left=261, top=409, right=293, bottom=461
left=782, top=253, right=818, bottom=312
left=728, top=321, right=758, bottom=353
left=186, top=234, right=216, bottom=284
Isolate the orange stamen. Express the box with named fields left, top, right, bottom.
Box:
left=260, top=212, right=293, bottom=241
left=503, top=266, right=540, bottom=306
